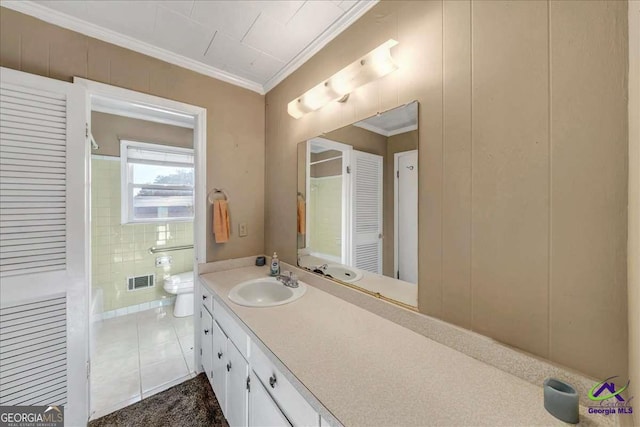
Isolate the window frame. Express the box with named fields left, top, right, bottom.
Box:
left=120, top=139, right=195, bottom=224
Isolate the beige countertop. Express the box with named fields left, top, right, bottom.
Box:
left=200, top=266, right=607, bottom=427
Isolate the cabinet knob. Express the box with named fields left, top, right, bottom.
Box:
left=269, top=374, right=277, bottom=388
left=217, top=351, right=223, bottom=359
left=226, top=362, right=232, bottom=372
left=204, top=329, right=210, bottom=335
left=202, top=295, right=208, bottom=300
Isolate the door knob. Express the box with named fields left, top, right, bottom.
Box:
left=202, top=295, right=207, bottom=300
left=204, top=329, right=210, bottom=335
left=269, top=374, right=277, bottom=388
left=217, top=352, right=223, bottom=359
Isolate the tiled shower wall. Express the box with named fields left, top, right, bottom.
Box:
left=91, top=157, right=194, bottom=313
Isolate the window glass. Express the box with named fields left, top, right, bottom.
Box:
left=121, top=141, right=194, bottom=223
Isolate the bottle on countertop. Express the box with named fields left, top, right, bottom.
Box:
left=270, top=252, right=280, bottom=276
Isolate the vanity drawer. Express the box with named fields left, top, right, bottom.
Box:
left=250, top=341, right=318, bottom=427
left=214, top=299, right=249, bottom=359
left=200, top=281, right=213, bottom=314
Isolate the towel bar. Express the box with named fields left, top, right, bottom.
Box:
left=148, top=244, right=194, bottom=254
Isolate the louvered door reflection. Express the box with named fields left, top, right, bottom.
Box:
left=0, top=67, right=88, bottom=425
left=350, top=150, right=383, bottom=274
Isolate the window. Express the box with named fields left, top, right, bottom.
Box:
left=121, top=140, right=194, bottom=223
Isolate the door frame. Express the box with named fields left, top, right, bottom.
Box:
left=73, top=77, right=207, bottom=417
left=394, top=149, right=418, bottom=279
left=306, top=137, right=352, bottom=265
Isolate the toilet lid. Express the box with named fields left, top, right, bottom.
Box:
left=165, top=271, right=194, bottom=286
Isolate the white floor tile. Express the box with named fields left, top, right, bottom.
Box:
left=91, top=372, right=140, bottom=414
left=92, top=350, right=139, bottom=383
left=177, top=332, right=194, bottom=353
left=183, top=348, right=195, bottom=373
left=138, top=325, right=178, bottom=349
left=139, top=340, right=183, bottom=366
left=140, top=355, right=189, bottom=393
left=90, top=304, right=194, bottom=416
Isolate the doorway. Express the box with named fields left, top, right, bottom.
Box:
left=74, top=78, right=207, bottom=420
left=394, top=150, right=418, bottom=284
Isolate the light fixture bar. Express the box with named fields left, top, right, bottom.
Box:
left=288, top=39, right=399, bottom=119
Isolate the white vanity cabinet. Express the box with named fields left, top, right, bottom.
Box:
left=249, top=371, right=291, bottom=427
left=200, top=307, right=214, bottom=383
left=199, top=282, right=320, bottom=427
left=200, top=290, right=249, bottom=427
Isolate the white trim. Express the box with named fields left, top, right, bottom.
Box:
left=74, top=77, right=207, bottom=262
left=91, top=154, right=119, bottom=161
left=306, top=138, right=353, bottom=265
left=92, top=95, right=195, bottom=129
left=2, top=0, right=379, bottom=95
left=74, top=77, right=206, bottom=396
left=263, top=0, right=380, bottom=93
left=353, top=121, right=418, bottom=137
left=1, top=0, right=263, bottom=94
left=95, top=297, right=176, bottom=322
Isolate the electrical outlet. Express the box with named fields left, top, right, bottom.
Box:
left=238, top=222, right=248, bottom=237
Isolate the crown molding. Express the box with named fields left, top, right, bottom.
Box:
left=1, top=0, right=379, bottom=96
left=0, top=0, right=265, bottom=94
left=262, top=0, right=379, bottom=93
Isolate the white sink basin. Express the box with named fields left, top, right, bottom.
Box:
left=228, top=277, right=307, bottom=307
left=322, top=264, right=363, bottom=283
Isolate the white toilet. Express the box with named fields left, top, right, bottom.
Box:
left=163, top=271, right=194, bottom=317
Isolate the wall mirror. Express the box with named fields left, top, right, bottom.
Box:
left=297, top=101, right=419, bottom=308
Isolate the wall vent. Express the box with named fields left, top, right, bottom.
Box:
left=127, top=274, right=155, bottom=291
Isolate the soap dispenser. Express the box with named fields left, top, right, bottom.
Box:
left=270, top=252, right=280, bottom=276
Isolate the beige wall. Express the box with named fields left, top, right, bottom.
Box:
left=91, top=111, right=193, bottom=157
left=265, top=0, right=628, bottom=380
left=628, top=1, right=639, bottom=424
left=324, top=125, right=386, bottom=156
left=0, top=7, right=265, bottom=263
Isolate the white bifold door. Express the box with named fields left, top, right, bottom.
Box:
left=0, top=67, right=88, bottom=425
left=350, top=150, right=383, bottom=274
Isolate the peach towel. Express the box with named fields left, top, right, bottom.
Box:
left=297, top=198, right=306, bottom=234
left=213, top=199, right=230, bottom=243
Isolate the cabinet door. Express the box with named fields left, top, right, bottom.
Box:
left=226, top=340, right=249, bottom=427
left=212, top=320, right=228, bottom=414
left=249, top=371, right=291, bottom=427
left=200, top=309, right=213, bottom=383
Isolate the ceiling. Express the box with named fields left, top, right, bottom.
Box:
left=2, top=0, right=378, bottom=94
left=354, top=102, right=418, bottom=137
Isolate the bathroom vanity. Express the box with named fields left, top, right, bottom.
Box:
left=197, top=264, right=607, bottom=427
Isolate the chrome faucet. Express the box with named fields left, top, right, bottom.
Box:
left=277, top=271, right=299, bottom=288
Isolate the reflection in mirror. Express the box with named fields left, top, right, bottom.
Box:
left=297, top=101, right=419, bottom=308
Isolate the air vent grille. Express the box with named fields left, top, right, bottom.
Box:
left=127, top=274, right=154, bottom=291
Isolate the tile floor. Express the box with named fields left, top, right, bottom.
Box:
left=90, top=305, right=195, bottom=420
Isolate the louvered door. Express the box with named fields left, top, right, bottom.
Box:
left=0, top=67, right=88, bottom=425
left=350, top=150, right=383, bottom=274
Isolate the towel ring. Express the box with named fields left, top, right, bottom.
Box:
left=208, top=188, right=229, bottom=204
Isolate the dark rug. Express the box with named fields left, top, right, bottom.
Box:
left=88, top=374, right=228, bottom=427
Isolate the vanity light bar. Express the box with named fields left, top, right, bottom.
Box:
left=287, top=39, right=399, bottom=119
